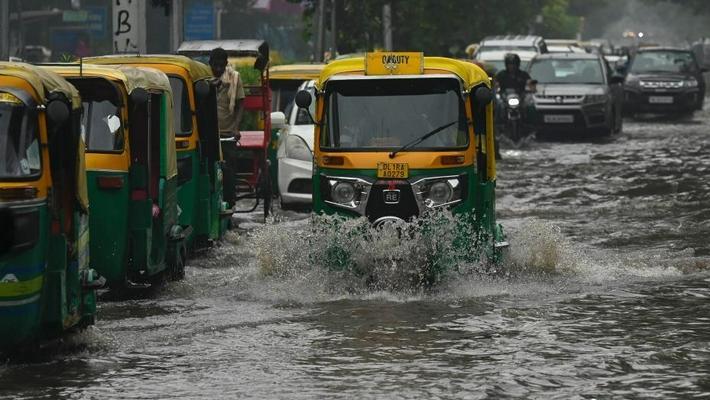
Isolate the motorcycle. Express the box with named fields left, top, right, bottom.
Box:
left=497, top=88, right=526, bottom=143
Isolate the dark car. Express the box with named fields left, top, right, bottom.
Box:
left=527, top=53, right=624, bottom=137
left=622, top=47, right=707, bottom=115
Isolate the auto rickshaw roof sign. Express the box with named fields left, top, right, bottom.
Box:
left=365, top=52, right=424, bottom=75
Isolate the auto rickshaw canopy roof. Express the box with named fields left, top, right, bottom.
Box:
left=316, top=54, right=490, bottom=91
left=0, top=61, right=81, bottom=108
left=269, top=63, right=325, bottom=81
left=44, top=64, right=173, bottom=95
left=178, top=39, right=268, bottom=59
left=83, top=54, right=213, bottom=81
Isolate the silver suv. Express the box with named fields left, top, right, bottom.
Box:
left=527, top=53, right=625, bottom=137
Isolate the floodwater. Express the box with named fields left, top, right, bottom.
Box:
left=2, top=110, right=710, bottom=399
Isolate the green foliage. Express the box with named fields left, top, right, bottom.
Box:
left=289, top=0, right=584, bottom=56
left=540, top=0, right=580, bottom=38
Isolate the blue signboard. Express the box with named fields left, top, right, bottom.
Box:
left=184, top=0, right=215, bottom=41
left=85, top=6, right=108, bottom=39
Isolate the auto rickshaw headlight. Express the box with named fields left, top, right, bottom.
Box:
left=413, top=175, right=465, bottom=209
left=331, top=181, right=356, bottom=204
left=428, top=181, right=454, bottom=205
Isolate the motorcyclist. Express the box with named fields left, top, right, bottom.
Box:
left=493, top=53, right=532, bottom=155
left=495, top=53, right=532, bottom=95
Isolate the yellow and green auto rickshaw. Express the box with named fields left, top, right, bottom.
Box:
left=45, top=64, right=189, bottom=289
left=0, top=62, right=100, bottom=350
left=84, top=55, right=228, bottom=248
left=294, top=52, right=507, bottom=279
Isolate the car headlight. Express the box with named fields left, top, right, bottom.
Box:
left=584, top=94, right=607, bottom=104
left=684, top=78, right=699, bottom=88
left=625, top=75, right=640, bottom=88
left=284, top=134, right=312, bottom=162
left=413, top=175, right=465, bottom=208
left=507, top=97, right=520, bottom=107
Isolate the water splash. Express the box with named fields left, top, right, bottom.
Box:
left=243, top=214, right=709, bottom=304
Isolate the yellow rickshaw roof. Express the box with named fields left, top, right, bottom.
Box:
left=45, top=64, right=173, bottom=95
left=83, top=54, right=213, bottom=81
left=316, top=56, right=490, bottom=90
left=0, top=61, right=81, bottom=108
left=269, top=63, right=326, bottom=80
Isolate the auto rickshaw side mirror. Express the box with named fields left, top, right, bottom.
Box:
left=295, top=90, right=312, bottom=109
left=194, top=80, right=211, bottom=102
left=270, top=111, right=287, bottom=130
left=473, top=86, right=493, bottom=105
left=0, top=206, right=14, bottom=256
left=46, top=99, right=70, bottom=126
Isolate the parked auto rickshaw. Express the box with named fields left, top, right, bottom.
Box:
left=177, top=40, right=285, bottom=218
left=0, top=62, right=100, bottom=350
left=295, top=53, right=507, bottom=280
left=45, top=64, right=189, bottom=289
left=84, top=55, right=229, bottom=248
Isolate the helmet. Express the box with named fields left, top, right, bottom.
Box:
left=504, top=53, right=521, bottom=67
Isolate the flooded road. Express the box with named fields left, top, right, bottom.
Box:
left=2, top=110, right=710, bottom=399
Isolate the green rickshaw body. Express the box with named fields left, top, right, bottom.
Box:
left=309, top=53, right=506, bottom=272
left=0, top=62, right=98, bottom=350
left=48, top=64, right=187, bottom=289
left=84, top=56, right=228, bottom=247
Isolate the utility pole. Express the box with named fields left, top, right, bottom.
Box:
left=330, top=0, right=336, bottom=59
left=383, top=3, right=392, bottom=51
left=315, top=0, right=326, bottom=61
left=171, top=0, right=183, bottom=52
left=0, top=0, right=9, bottom=61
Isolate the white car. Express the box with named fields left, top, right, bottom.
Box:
left=277, top=80, right=316, bottom=209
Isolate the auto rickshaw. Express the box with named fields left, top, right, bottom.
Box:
left=295, top=53, right=507, bottom=281
left=177, top=40, right=285, bottom=218
left=83, top=55, right=229, bottom=248
left=0, top=62, right=100, bottom=350
left=45, top=64, right=189, bottom=289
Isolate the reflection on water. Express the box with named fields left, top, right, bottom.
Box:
left=2, top=111, right=710, bottom=399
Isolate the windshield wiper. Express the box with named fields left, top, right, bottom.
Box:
left=389, top=120, right=458, bottom=159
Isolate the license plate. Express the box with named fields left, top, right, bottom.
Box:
left=377, top=162, right=409, bottom=179
left=383, top=189, right=401, bottom=204
left=649, top=96, right=674, bottom=104
left=544, top=114, right=574, bottom=123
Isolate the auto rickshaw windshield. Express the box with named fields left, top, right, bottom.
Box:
left=321, top=77, right=468, bottom=151
left=0, top=94, right=40, bottom=179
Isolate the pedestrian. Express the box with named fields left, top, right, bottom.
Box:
left=209, top=47, right=245, bottom=207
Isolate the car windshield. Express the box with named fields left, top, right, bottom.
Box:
left=629, top=51, right=697, bottom=74
left=529, top=58, right=604, bottom=84
left=0, top=94, right=40, bottom=179
left=168, top=77, right=193, bottom=136
left=322, top=77, right=468, bottom=151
